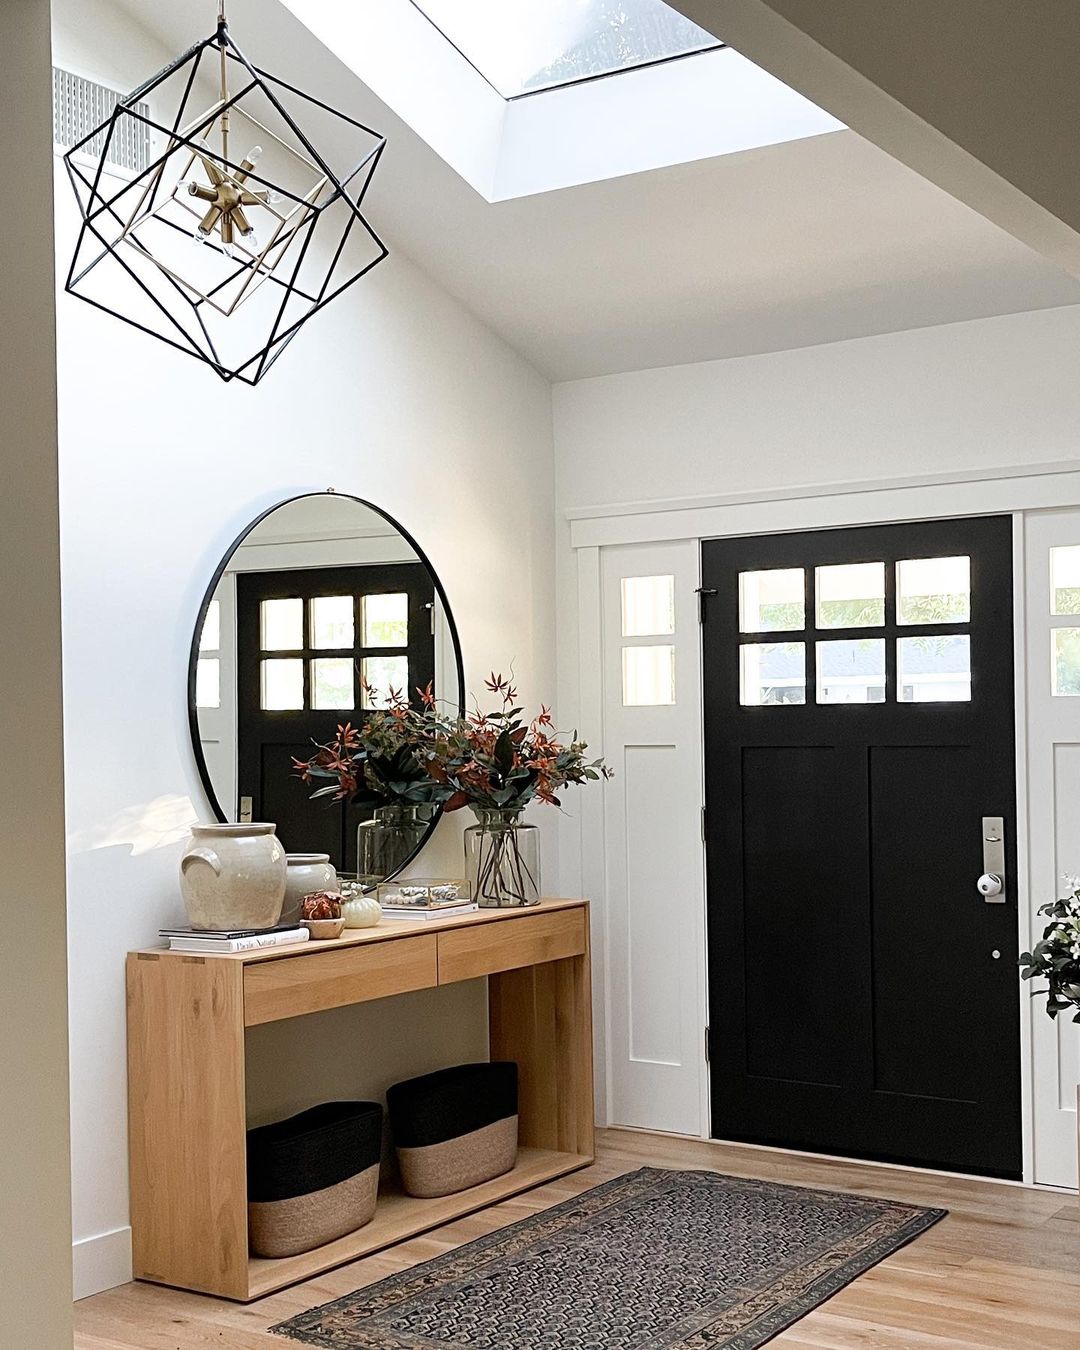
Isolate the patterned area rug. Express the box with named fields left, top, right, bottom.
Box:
left=273, top=1167, right=946, bottom=1349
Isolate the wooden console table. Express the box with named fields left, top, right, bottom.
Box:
left=126, top=898, right=593, bottom=1301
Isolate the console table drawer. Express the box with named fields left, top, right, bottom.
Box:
left=437, top=909, right=586, bottom=984
left=244, top=936, right=438, bottom=1026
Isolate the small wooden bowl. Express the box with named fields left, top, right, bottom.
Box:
left=301, top=917, right=345, bottom=941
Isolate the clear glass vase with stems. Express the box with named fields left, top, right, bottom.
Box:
left=464, top=806, right=541, bottom=908
left=355, top=803, right=433, bottom=887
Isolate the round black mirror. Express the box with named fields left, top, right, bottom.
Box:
left=188, top=492, right=464, bottom=885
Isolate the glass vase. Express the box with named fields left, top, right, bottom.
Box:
left=356, top=803, right=432, bottom=886
left=465, top=807, right=541, bottom=908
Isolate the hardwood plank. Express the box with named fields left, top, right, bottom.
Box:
left=437, top=907, right=585, bottom=983
left=126, top=953, right=249, bottom=1300
left=243, top=934, right=437, bottom=1026
left=78, top=1128, right=1080, bottom=1349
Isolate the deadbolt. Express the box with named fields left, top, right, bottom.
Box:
left=980, top=817, right=1006, bottom=903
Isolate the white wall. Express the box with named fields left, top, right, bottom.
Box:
left=54, top=0, right=555, bottom=1297
left=554, top=304, right=1080, bottom=513
left=1, top=2, right=74, bottom=1344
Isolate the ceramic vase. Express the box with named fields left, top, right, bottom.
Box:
left=282, top=853, right=339, bottom=926
left=464, top=807, right=541, bottom=907
left=179, top=822, right=286, bottom=930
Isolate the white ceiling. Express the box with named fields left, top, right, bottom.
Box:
left=105, top=0, right=1080, bottom=383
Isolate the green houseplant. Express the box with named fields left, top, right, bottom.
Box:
left=1020, top=879, right=1080, bottom=1023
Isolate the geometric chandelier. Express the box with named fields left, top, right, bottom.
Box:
left=63, top=5, right=387, bottom=385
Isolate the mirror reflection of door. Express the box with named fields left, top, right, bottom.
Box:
left=191, top=494, right=462, bottom=880
left=236, top=561, right=434, bottom=872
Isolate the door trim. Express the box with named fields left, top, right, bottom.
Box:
left=562, top=470, right=1080, bottom=1187
left=569, top=461, right=1080, bottom=549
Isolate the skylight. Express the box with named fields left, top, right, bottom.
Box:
left=410, top=0, right=722, bottom=98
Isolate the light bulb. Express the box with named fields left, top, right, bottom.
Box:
left=192, top=225, right=209, bottom=246
left=221, top=240, right=235, bottom=260
left=247, top=144, right=264, bottom=163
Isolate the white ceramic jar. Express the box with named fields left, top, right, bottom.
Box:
left=179, top=823, right=286, bottom=931
left=282, top=853, right=339, bottom=926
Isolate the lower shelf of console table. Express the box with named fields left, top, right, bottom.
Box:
left=126, top=898, right=594, bottom=1301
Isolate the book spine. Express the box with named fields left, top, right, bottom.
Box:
left=229, top=929, right=310, bottom=951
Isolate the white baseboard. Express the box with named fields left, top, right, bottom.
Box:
left=72, top=1225, right=131, bottom=1301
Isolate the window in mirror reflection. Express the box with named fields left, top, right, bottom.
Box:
left=362, top=655, right=409, bottom=707
left=310, top=595, right=354, bottom=649
left=200, top=599, right=220, bottom=652
left=261, top=657, right=304, bottom=710
left=362, top=592, right=409, bottom=647
left=261, top=597, right=303, bottom=651
left=311, top=657, right=355, bottom=710
left=195, top=657, right=220, bottom=709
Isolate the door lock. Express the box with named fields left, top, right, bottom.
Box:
left=979, top=817, right=1006, bottom=903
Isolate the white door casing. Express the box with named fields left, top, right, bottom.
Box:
left=600, top=540, right=706, bottom=1135
left=1024, top=509, right=1080, bottom=1189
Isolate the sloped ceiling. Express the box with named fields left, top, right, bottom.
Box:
left=105, top=0, right=1080, bottom=381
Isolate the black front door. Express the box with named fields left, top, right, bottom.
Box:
left=236, top=561, right=434, bottom=872
left=702, top=515, right=1020, bottom=1178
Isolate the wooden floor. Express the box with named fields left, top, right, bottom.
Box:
left=75, top=1127, right=1080, bottom=1349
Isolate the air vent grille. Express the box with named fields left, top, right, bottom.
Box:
left=53, top=67, right=151, bottom=174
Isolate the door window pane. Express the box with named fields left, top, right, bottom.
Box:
left=362, top=655, right=409, bottom=707
left=261, top=658, right=304, bottom=710
left=362, top=593, right=409, bottom=647
left=622, top=645, right=675, bottom=706
left=310, top=595, right=354, bottom=650
left=1050, top=545, right=1080, bottom=615
left=739, top=569, right=804, bottom=633
left=260, top=597, right=303, bottom=651
left=195, top=656, right=220, bottom=709
left=816, top=562, right=885, bottom=629
left=816, top=639, right=886, bottom=704
left=311, top=657, right=355, bottom=710
left=1052, top=628, right=1080, bottom=696
left=896, top=556, right=970, bottom=625
left=199, top=599, right=220, bottom=652
left=739, top=642, right=806, bottom=705
left=898, top=635, right=971, bottom=702
left=621, top=575, right=674, bottom=636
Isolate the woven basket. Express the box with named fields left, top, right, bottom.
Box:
left=388, top=1062, right=518, bottom=1199
left=247, top=1101, right=382, bottom=1258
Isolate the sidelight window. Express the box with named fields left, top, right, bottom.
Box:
left=1048, top=547, right=1080, bottom=696
left=620, top=574, right=677, bottom=705
left=196, top=599, right=221, bottom=709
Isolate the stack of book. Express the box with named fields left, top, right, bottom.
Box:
left=378, top=890, right=478, bottom=922
left=159, top=925, right=310, bottom=953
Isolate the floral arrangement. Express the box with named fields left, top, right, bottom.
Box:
left=422, top=672, right=612, bottom=813
left=292, top=684, right=447, bottom=807
left=1020, top=879, right=1080, bottom=1023
left=293, top=673, right=611, bottom=814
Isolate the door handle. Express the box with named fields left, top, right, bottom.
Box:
left=979, top=816, right=1006, bottom=903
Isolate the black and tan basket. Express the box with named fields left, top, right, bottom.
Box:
left=247, top=1101, right=382, bottom=1258
left=387, top=1062, right=518, bottom=1199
